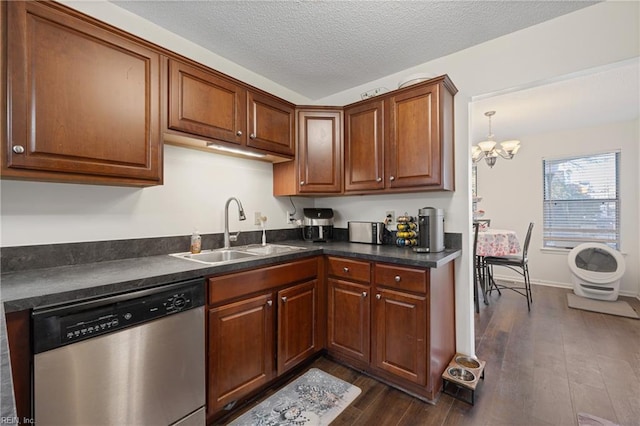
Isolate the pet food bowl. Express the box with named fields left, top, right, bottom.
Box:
left=455, top=355, right=481, bottom=369
left=447, top=367, right=476, bottom=382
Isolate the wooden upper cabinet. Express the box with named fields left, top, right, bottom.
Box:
left=344, top=76, right=456, bottom=194
left=247, top=91, right=295, bottom=156
left=387, top=79, right=455, bottom=190
left=168, top=59, right=245, bottom=145
left=273, top=108, right=342, bottom=196
left=387, top=84, right=440, bottom=188
left=344, top=99, right=385, bottom=191
left=4, top=1, right=162, bottom=186
left=165, top=66, right=294, bottom=159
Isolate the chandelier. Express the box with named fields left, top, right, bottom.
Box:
left=472, top=111, right=521, bottom=167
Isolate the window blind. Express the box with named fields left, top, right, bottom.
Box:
left=542, top=151, right=620, bottom=249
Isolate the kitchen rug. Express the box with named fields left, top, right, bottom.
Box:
left=228, top=368, right=361, bottom=426
left=567, top=293, right=639, bottom=319
left=577, top=412, right=620, bottom=426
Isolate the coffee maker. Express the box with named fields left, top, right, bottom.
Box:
left=302, top=208, right=334, bottom=242
left=413, top=207, right=445, bottom=253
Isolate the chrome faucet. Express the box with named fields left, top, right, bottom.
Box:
left=224, top=197, right=246, bottom=248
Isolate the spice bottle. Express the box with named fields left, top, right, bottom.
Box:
left=190, top=231, right=202, bottom=254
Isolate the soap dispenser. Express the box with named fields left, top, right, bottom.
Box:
left=190, top=231, right=202, bottom=254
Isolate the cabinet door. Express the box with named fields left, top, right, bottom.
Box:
left=387, top=83, right=441, bottom=188
left=5, top=1, right=162, bottom=185
left=247, top=91, right=295, bottom=156
left=372, top=288, right=427, bottom=385
left=297, top=110, right=343, bottom=193
left=327, top=279, right=370, bottom=364
left=277, top=280, right=318, bottom=374
left=168, top=59, right=245, bottom=145
left=344, top=100, right=385, bottom=191
left=208, top=293, right=275, bottom=412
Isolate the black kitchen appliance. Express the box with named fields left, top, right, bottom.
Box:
left=413, top=207, right=445, bottom=253
left=302, top=208, right=334, bottom=242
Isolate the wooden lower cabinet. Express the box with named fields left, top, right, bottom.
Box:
left=277, top=280, right=319, bottom=374
left=372, top=288, right=427, bottom=385
left=207, top=293, right=275, bottom=413
left=327, top=278, right=370, bottom=366
left=206, top=257, right=321, bottom=421
left=326, top=256, right=455, bottom=402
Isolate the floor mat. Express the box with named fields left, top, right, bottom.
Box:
left=577, top=412, right=620, bottom=426
left=229, top=368, right=361, bottom=426
left=567, top=293, right=639, bottom=319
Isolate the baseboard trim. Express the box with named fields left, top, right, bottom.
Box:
left=491, top=273, right=639, bottom=300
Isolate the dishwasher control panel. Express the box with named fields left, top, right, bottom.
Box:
left=33, top=278, right=205, bottom=353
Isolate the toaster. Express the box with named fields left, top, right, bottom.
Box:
left=348, top=221, right=385, bottom=245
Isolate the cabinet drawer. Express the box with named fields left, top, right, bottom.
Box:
left=375, top=263, right=428, bottom=293
left=208, top=257, right=319, bottom=305
left=327, top=257, right=371, bottom=283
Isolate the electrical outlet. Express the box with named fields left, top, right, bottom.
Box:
left=385, top=210, right=395, bottom=225
left=254, top=212, right=262, bottom=226
left=286, top=211, right=295, bottom=224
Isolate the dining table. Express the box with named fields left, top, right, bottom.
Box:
left=475, top=228, right=522, bottom=305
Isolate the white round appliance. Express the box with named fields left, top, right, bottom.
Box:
left=568, top=243, right=625, bottom=301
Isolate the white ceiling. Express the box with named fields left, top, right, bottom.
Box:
left=110, top=0, right=599, bottom=101
left=471, top=59, right=640, bottom=143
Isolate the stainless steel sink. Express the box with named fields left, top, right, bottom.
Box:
left=241, top=244, right=306, bottom=255
left=171, top=249, right=258, bottom=265
left=170, top=244, right=306, bottom=265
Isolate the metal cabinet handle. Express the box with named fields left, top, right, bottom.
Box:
left=250, top=133, right=256, bottom=139
left=236, top=130, right=243, bottom=136
left=343, top=267, right=349, bottom=273
left=362, top=292, right=368, bottom=298
left=376, top=294, right=381, bottom=300
left=395, top=275, right=401, bottom=282
left=389, top=176, right=395, bottom=181
left=12, top=145, right=25, bottom=154
left=300, top=181, right=305, bottom=186
left=376, top=177, right=382, bottom=182
left=281, top=297, right=287, bottom=303
left=267, top=300, right=273, bottom=306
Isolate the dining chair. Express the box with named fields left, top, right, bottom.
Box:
left=485, top=222, right=534, bottom=311
left=474, top=219, right=491, bottom=230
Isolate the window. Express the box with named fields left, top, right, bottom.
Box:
left=543, top=151, right=620, bottom=249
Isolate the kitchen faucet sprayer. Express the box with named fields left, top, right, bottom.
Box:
left=224, top=197, right=246, bottom=248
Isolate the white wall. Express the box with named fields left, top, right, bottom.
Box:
left=1, top=146, right=314, bottom=246
left=0, top=1, right=638, bottom=357
left=314, top=1, right=639, bottom=355
left=475, top=120, right=639, bottom=297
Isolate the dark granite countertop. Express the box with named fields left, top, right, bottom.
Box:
left=1, top=240, right=460, bottom=313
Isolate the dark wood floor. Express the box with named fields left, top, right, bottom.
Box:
left=224, top=285, right=640, bottom=425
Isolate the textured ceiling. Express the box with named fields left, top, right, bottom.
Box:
left=110, top=0, right=599, bottom=101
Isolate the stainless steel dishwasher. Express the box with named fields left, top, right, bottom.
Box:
left=32, top=278, right=206, bottom=426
